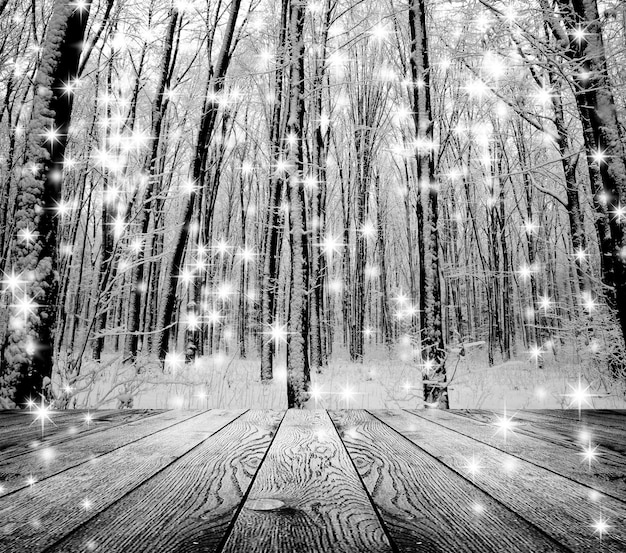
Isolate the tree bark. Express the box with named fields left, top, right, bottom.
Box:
left=408, top=0, right=447, bottom=408
left=2, top=0, right=92, bottom=405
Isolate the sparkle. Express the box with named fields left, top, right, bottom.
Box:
left=178, top=268, right=195, bottom=285
left=29, top=395, right=56, bottom=438
left=310, top=383, right=325, bottom=402
left=213, top=239, right=231, bottom=256
left=216, top=282, right=234, bottom=301
left=185, top=312, right=201, bottom=331
left=1, top=269, right=26, bottom=293
left=18, top=227, right=38, bottom=244
left=70, top=0, right=89, bottom=13
left=574, top=249, right=587, bottom=263
left=84, top=412, right=93, bottom=427
left=581, top=292, right=596, bottom=312
left=81, top=497, right=92, bottom=511
left=339, top=384, right=356, bottom=406
left=518, top=264, right=534, bottom=280
left=591, top=150, right=606, bottom=164
left=523, top=220, right=538, bottom=234
left=572, top=26, right=587, bottom=42
left=537, top=296, right=552, bottom=312
left=285, top=133, right=297, bottom=147
left=422, top=358, right=435, bottom=375
left=463, top=454, right=482, bottom=481
left=493, top=408, right=517, bottom=443
left=42, top=126, right=62, bottom=147
left=236, top=247, right=256, bottom=263
left=370, top=23, right=389, bottom=41
left=318, top=234, right=343, bottom=258
left=528, top=345, right=544, bottom=362
left=360, top=221, right=376, bottom=238
left=580, top=442, right=600, bottom=469
left=561, top=376, right=601, bottom=417
left=591, top=516, right=610, bottom=539
left=12, top=296, right=39, bottom=318
left=164, top=351, right=185, bottom=372
left=612, top=203, right=626, bottom=222
left=534, top=86, right=553, bottom=106
left=263, top=321, right=289, bottom=344
left=55, top=200, right=74, bottom=218
left=206, top=310, right=222, bottom=325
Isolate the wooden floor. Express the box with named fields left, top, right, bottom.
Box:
left=0, top=409, right=624, bottom=552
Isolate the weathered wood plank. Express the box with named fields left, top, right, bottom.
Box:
left=0, top=409, right=117, bottom=446
left=329, top=410, right=568, bottom=553
left=0, top=409, right=245, bottom=553
left=529, top=409, right=626, bottom=430
left=221, top=409, right=394, bottom=553
left=409, top=409, right=626, bottom=502
left=459, top=409, right=626, bottom=456
left=45, top=410, right=284, bottom=553
left=373, top=409, right=626, bottom=552
left=0, top=411, right=54, bottom=428
left=0, top=409, right=163, bottom=457
left=0, top=410, right=201, bottom=496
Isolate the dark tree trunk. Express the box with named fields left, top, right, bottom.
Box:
left=157, top=0, right=242, bottom=360
left=408, top=0, right=447, bottom=408
left=285, top=0, right=310, bottom=408
left=125, top=7, right=178, bottom=363
left=260, top=0, right=289, bottom=382
left=2, top=0, right=92, bottom=405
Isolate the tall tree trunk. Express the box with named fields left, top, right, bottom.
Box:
left=2, top=0, right=92, bottom=405
left=285, top=0, right=310, bottom=408
left=124, top=7, right=179, bottom=363
left=260, top=0, right=289, bottom=381
left=307, top=0, right=331, bottom=372
left=408, top=0, right=447, bottom=408
left=157, top=0, right=242, bottom=360
left=549, top=0, right=626, bottom=357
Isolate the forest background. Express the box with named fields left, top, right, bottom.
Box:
left=1, top=0, right=626, bottom=410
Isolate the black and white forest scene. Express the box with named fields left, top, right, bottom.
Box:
left=0, top=0, right=625, bottom=551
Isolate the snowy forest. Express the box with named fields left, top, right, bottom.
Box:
left=1, top=0, right=626, bottom=410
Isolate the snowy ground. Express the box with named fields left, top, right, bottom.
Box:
left=61, top=340, right=626, bottom=411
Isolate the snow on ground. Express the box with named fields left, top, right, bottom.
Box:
left=64, top=340, right=626, bottom=410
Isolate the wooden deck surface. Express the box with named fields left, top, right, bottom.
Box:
left=0, top=409, right=624, bottom=552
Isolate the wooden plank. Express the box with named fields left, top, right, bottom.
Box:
left=0, top=411, right=47, bottom=428
left=0, top=409, right=162, bottom=456
left=45, top=411, right=284, bottom=553
left=0, top=409, right=245, bottom=553
left=221, top=409, right=394, bottom=553
left=0, top=410, right=201, bottom=496
left=408, top=409, right=626, bottom=503
left=373, top=409, right=626, bottom=552
left=0, top=410, right=165, bottom=462
left=0, top=409, right=117, bottom=447
left=462, top=409, right=626, bottom=456
left=529, top=409, right=626, bottom=430
left=329, top=410, right=568, bottom=553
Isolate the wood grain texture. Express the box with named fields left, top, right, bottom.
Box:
left=372, top=409, right=626, bottom=552
left=0, top=409, right=245, bottom=553
left=220, top=409, right=394, bottom=553
left=458, top=409, right=626, bottom=457
left=0, top=410, right=200, bottom=496
left=528, top=409, right=626, bottom=430
left=46, top=410, right=284, bottom=553
left=329, top=410, right=568, bottom=553
left=0, top=410, right=162, bottom=459
left=410, top=409, right=626, bottom=502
